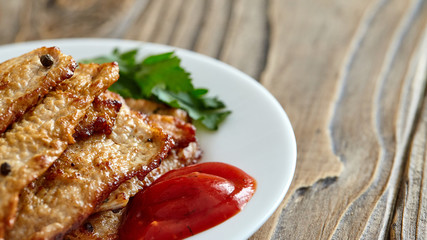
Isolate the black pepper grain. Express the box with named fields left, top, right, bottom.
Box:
left=84, top=222, right=94, bottom=232
left=40, top=54, right=54, bottom=67
left=1, top=162, right=11, bottom=176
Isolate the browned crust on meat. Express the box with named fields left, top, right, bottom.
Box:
left=64, top=209, right=125, bottom=240
left=147, top=114, right=196, bottom=148
left=0, top=63, right=119, bottom=238
left=63, top=101, right=202, bottom=240
left=65, top=142, right=202, bottom=240
left=0, top=47, right=77, bottom=133
left=6, top=103, right=173, bottom=240
left=125, top=98, right=190, bottom=122
left=97, top=141, right=202, bottom=212
left=73, top=91, right=122, bottom=140
left=94, top=107, right=199, bottom=213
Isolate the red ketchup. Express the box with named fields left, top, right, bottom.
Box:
left=119, top=162, right=257, bottom=240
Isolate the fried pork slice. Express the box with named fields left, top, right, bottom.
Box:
left=93, top=108, right=197, bottom=213
left=125, top=98, right=190, bottom=122
left=7, top=104, right=173, bottom=240
left=147, top=114, right=196, bottom=148
left=0, top=63, right=119, bottom=237
left=65, top=209, right=126, bottom=240
left=97, top=134, right=201, bottom=212
left=73, top=91, right=122, bottom=140
left=65, top=142, right=202, bottom=240
left=0, top=47, right=77, bottom=133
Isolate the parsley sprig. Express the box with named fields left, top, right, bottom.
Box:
left=82, top=48, right=230, bottom=130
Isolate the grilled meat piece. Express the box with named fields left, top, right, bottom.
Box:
left=65, top=209, right=125, bottom=240
left=0, top=63, right=119, bottom=238
left=125, top=98, right=195, bottom=147
left=64, top=108, right=202, bottom=240
left=65, top=142, right=202, bottom=240
left=0, top=47, right=77, bottom=134
left=125, top=98, right=190, bottom=122
left=94, top=105, right=198, bottom=213
left=73, top=91, right=122, bottom=140
left=147, top=114, right=196, bottom=149
left=7, top=103, right=173, bottom=240
left=97, top=133, right=201, bottom=212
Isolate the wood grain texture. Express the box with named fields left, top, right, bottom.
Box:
left=1, top=0, right=427, bottom=239
left=391, top=22, right=427, bottom=240
left=262, top=0, right=427, bottom=238
left=391, top=36, right=427, bottom=239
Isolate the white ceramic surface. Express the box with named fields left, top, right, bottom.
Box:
left=0, top=39, right=297, bottom=240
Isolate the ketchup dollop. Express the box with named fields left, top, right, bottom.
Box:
left=119, top=162, right=257, bottom=240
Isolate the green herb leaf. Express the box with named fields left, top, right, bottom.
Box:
left=82, top=48, right=231, bottom=130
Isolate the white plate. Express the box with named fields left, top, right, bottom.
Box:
left=0, top=39, right=296, bottom=240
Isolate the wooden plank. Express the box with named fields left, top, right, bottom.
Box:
left=124, top=0, right=184, bottom=44
left=193, top=0, right=232, bottom=58
left=218, top=0, right=269, bottom=79
left=254, top=0, right=427, bottom=238
left=391, top=26, right=427, bottom=240
left=253, top=0, right=372, bottom=236
left=10, top=0, right=145, bottom=41
left=168, top=0, right=206, bottom=50
left=0, top=1, right=24, bottom=45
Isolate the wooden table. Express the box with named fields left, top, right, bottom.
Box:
left=1, top=0, right=427, bottom=239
